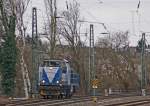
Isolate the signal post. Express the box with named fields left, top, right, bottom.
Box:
left=92, top=78, right=99, bottom=102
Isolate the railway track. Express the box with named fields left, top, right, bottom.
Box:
left=6, top=96, right=117, bottom=106
left=100, top=96, right=150, bottom=106
left=104, top=99, right=150, bottom=106
left=6, top=96, right=92, bottom=106
left=6, top=95, right=148, bottom=106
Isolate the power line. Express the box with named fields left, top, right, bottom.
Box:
left=78, top=20, right=109, bottom=33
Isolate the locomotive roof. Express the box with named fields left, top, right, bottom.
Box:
left=43, top=59, right=69, bottom=63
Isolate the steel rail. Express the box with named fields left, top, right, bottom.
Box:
left=7, top=95, right=141, bottom=106
left=104, top=99, right=150, bottom=106
left=6, top=96, right=91, bottom=106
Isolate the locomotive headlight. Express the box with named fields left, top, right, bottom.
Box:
left=56, top=81, right=59, bottom=84
left=49, top=67, right=53, bottom=70
left=42, top=80, right=45, bottom=83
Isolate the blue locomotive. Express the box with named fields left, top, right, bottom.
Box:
left=38, top=59, right=80, bottom=98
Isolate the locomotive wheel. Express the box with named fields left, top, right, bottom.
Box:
left=65, top=94, right=70, bottom=98
left=43, top=95, right=47, bottom=99
left=58, top=94, right=63, bottom=99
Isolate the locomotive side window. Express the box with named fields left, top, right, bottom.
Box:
left=61, top=62, right=67, bottom=73
left=43, top=61, right=49, bottom=66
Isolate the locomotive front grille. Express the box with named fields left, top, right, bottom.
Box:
left=40, top=85, right=60, bottom=89
left=39, top=85, right=61, bottom=96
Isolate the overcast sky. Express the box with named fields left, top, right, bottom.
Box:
left=25, top=0, right=150, bottom=46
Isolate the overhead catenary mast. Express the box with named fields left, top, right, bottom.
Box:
left=137, top=0, right=141, bottom=36
left=141, top=32, right=147, bottom=96
left=31, top=7, right=39, bottom=98
left=89, top=24, right=96, bottom=95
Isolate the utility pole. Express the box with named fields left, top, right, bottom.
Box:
left=32, top=7, right=38, bottom=44
left=31, top=7, right=38, bottom=98
left=91, top=24, right=95, bottom=82
left=141, top=32, right=146, bottom=96
left=89, top=24, right=92, bottom=94
left=89, top=24, right=97, bottom=101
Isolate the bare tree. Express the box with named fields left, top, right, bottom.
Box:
left=96, top=31, right=138, bottom=90
left=15, top=0, right=31, bottom=98
left=44, top=0, right=57, bottom=58
left=59, top=0, right=87, bottom=94
left=96, top=31, right=129, bottom=50
left=0, top=0, right=31, bottom=97
left=0, top=19, right=4, bottom=45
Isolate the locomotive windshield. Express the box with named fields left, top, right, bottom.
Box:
left=43, top=60, right=61, bottom=67
left=42, top=60, right=67, bottom=72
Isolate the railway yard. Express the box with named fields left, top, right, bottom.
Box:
left=1, top=0, right=150, bottom=106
